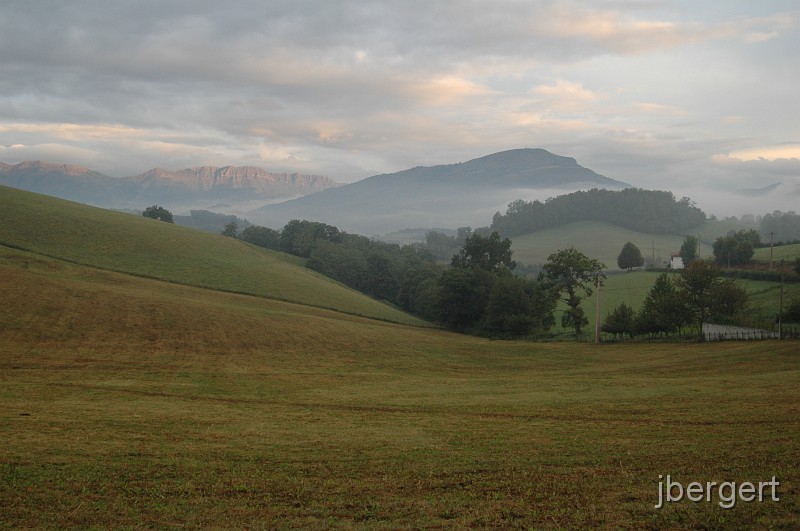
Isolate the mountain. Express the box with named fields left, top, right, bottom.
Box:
left=0, top=161, right=339, bottom=211
left=248, top=148, right=630, bottom=234
left=125, top=166, right=338, bottom=202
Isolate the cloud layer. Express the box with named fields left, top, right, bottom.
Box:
left=1, top=1, right=799, bottom=214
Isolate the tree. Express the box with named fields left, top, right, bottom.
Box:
left=142, top=205, right=174, bottom=223
left=635, top=273, right=686, bottom=337
left=221, top=221, right=238, bottom=238
left=601, top=303, right=636, bottom=339
left=279, top=219, right=341, bottom=258
left=680, top=235, right=699, bottom=266
left=451, top=232, right=515, bottom=274
left=712, top=229, right=759, bottom=267
left=675, top=259, right=747, bottom=335
left=542, top=248, right=605, bottom=336
left=482, top=276, right=557, bottom=338
left=617, top=242, right=644, bottom=271
left=676, top=260, right=719, bottom=333
left=435, top=267, right=495, bottom=331
left=240, top=225, right=281, bottom=250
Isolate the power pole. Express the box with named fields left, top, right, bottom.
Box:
left=779, top=259, right=785, bottom=340
left=770, top=232, right=774, bottom=272
left=595, top=274, right=600, bottom=343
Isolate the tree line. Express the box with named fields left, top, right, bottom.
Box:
left=490, top=188, right=707, bottom=237
left=602, top=261, right=749, bottom=339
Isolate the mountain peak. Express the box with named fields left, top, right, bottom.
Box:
left=10, top=160, right=92, bottom=176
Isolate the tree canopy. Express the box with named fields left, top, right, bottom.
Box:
left=617, top=242, right=644, bottom=271
left=142, top=205, right=174, bottom=223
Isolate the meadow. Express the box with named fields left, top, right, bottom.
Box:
left=510, top=220, right=714, bottom=268
left=1, top=187, right=799, bottom=527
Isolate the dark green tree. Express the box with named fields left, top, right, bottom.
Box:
left=435, top=267, right=495, bottom=330
left=451, top=232, right=515, bottom=274
left=712, top=229, right=759, bottom=267
left=142, top=205, right=174, bottom=223
left=221, top=221, right=238, bottom=238
left=240, top=225, right=281, bottom=250
left=482, top=276, right=557, bottom=338
left=543, top=248, right=605, bottom=336
left=617, top=242, right=644, bottom=271
left=679, top=235, right=699, bottom=266
left=635, top=273, right=686, bottom=337
left=601, top=303, right=636, bottom=339
left=675, top=259, right=746, bottom=334
left=280, top=219, right=341, bottom=258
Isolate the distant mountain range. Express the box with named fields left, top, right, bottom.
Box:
left=248, top=148, right=631, bottom=233
left=1, top=149, right=631, bottom=233
left=0, top=161, right=339, bottom=209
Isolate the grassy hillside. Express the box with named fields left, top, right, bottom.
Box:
left=0, top=185, right=425, bottom=326
left=1, top=247, right=798, bottom=528
left=753, top=243, right=800, bottom=262
left=511, top=220, right=714, bottom=268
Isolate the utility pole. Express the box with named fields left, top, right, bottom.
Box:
left=594, top=274, right=601, bottom=343
left=770, top=232, right=774, bottom=272
left=779, top=259, right=785, bottom=340
left=652, top=240, right=655, bottom=267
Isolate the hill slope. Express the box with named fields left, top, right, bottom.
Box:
left=511, top=220, right=713, bottom=267
left=0, top=185, right=424, bottom=325
left=248, top=148, right=630, bottom=234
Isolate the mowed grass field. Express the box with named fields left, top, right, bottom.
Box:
left=1, top=246, right=798, bottom=528
left=1, top=186, right=799, bottom=527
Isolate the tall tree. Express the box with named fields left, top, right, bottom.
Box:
left=674, top=259, right=746, bottom=334
left=543, top=248, right=605, bottom=336
left=617, top=242, right=644, bottom=271
left=679, top=235, right=699, bottom=266
left=636, top=273, right=686, bottom=336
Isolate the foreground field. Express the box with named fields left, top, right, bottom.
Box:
left=1, top=248, right=798, bottom=528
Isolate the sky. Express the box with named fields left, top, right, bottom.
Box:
left=1, top=1, right=799, bottom=215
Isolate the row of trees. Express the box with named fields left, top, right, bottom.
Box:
left=603, top=261, right=749, bottom=339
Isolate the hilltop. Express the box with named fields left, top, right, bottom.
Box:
left=248, top=148, right=630, bottom=234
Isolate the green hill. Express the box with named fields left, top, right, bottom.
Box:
left=511, top=220, right=713, bottom=268
left=0, top=185, right=425, bottom=326
left=753, top=243, right=800, bottom=262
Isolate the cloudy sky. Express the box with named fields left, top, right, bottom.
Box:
left=1, top=1, right=799, bottom=208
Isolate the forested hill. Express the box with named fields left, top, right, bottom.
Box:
left=491, top=188, right=707, bottom=237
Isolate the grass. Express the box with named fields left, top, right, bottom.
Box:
left=1, top=245, right=799, bottom=528
left=753, top=243, right=800, bottom=262
left=510, top=220, right=714, bottom=268
left=1, top=186, right=798, bottom=527
left=0, top=185, right=425, bottom=326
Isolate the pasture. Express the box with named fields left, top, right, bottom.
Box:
left=1, top=246, right=799, bottom=528
left=1, top=186, right=798, bottom=527
left=510, top=220, right=713, bottom=268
